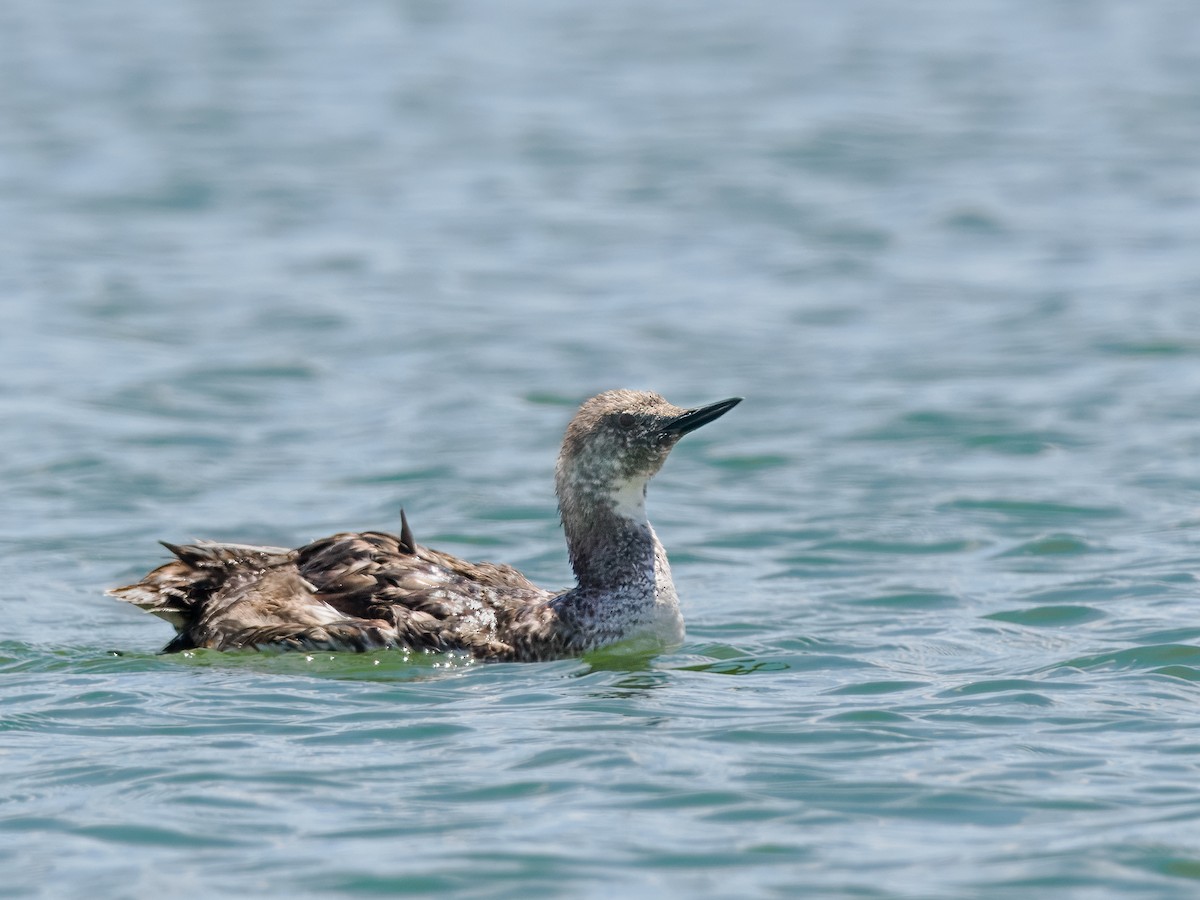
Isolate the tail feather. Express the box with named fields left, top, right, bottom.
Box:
left=106, top=579, right=190, bottom=628
left=399, top=508, right=416, bottom=555
left=109, top=541, right=294, bottom=629
left=159, top=540, right=293, bottom=567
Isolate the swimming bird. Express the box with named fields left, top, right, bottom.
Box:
left=109, top=389, right=741, bottom=661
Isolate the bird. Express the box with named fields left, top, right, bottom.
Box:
left=108, top=389, right=742, bottom=662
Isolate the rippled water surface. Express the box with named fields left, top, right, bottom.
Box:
left=4, top=1, right=1200, bottom=897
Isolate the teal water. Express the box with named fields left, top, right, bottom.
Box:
left=4, top=1, right=1200, bottom=897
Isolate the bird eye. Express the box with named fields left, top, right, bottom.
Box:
left=617, top=412, right=635, bottom=428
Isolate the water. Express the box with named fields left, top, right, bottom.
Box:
left=3, top=0, right=1200, bottom=896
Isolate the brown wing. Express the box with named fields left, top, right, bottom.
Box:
left=111, top=512, right=560, bottom=657
left=294, top=527, right=562, bottom=658
left=296, top=529, right=543, bottom=614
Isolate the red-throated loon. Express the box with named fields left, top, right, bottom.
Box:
left=109, top=389, right=742, bottom=661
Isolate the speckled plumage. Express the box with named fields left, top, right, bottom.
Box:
left=109, top=389, right=741, bottom=661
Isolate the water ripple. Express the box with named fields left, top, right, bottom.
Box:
left=5, top=0, right=1200, bottom=896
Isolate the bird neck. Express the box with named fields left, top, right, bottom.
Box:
left=558, top=473, right=660, bottom=591
left=555, top=468, right=685, bottom=651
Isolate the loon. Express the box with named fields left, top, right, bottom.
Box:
left=109, top=389, right=741, bottom=662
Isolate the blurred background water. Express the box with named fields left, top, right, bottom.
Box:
left=2, top=0, right=1200, bottom=896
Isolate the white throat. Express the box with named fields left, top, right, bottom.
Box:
left=609, top=476, right=648, bottom=522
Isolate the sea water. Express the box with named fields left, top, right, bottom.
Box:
left=2, top=1, right=1200, bottom=896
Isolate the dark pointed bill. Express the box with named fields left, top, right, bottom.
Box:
left=661, top=397, right=743, bottom=436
